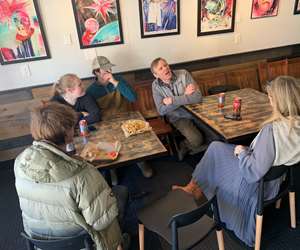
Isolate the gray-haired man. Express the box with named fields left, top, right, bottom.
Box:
left=151, top=57, right=205, bottom=160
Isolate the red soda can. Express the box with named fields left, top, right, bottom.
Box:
left=79, top=120, right=89, bottom=137
left=218, top=93, right=225, bottom=108
left=233, top=97, right=242, bottom=118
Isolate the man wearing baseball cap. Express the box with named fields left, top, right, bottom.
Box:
left=86, top=56, right=153, bottom=179
left=86, top=56, right=137, bottom=117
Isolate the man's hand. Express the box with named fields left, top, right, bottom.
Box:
left=163, top=97, right=173, bottom=105
left=97, top=71, right=118, bottom=86
left=184, top=84, right=196, bottom=95
left=234, top=145, right=246, bottom=157
left=106, top=73, right=119, bottom=86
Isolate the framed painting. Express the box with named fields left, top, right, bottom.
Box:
left=0, top=0, right=50, bottom=65
left=138, top=0, right=180, bottom=38
left=197, top=0, right=236, bottom=36
left=294, top=0, right=300, bottom=14
left=71, top=0, right=124, bottom=49
left=251, top=0, right=279, bottom=19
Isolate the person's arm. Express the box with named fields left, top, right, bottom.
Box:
left=113, top=76, right=137, bottom=102
left=76, top=166, right=120, bottom=231
left=79, top=94, right=101, bottom=124
left=152, top=83, right=180, bottom=116
left=172, top=89, right=202, bottom=106
left=237, top=124, right=275, bottom=183
left=172, top=70, right=202, bottom=105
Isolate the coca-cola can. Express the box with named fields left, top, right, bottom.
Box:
left=233, top=97, right=242, bottom=118
left=218, top=93, right=225, bottom=108
left=79, top=119, right=89, bottom=137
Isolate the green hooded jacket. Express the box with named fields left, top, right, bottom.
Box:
left=14, top=141, right=122, bottom=250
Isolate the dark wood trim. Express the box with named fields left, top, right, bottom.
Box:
left=1, top=43, right=300, bottom=95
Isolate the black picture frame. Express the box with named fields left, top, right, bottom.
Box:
left=250, top=0, right=279, bottom=19
left=197, top=0, right=236, bottom=36
left=71, top=0, right=124, bottom=49
left=0, top=0, right=50, bottom=65
left=138, top=0, right=180, bottom=39
left=294, top=0, right=300, bottom=14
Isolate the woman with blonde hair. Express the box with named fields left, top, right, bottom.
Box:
left=173, top=76, right=300, bottom=247
left=51, top=73, right=101, bottom=124
left=14, top=102, right=129, bottom=250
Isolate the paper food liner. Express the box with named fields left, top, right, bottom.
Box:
left=80, top=141, right=121, bottom=162
left=121, top=119, right=152, bottom=138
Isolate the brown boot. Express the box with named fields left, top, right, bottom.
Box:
left=172, top=180, right=203, bottom=200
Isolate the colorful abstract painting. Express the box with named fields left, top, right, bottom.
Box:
left=197, top=0, right=236, bottom=36
left=294, top=0, right=300, bottom=14
left=0, top=0, right=50, bottom=65
left=138, top=0, right=180, bottom=38
left=251, top=0, right=279, bottom=19
left=71, top=0, right=123, bottom=49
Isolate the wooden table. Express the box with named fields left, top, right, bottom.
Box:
left=185, top=88, right=272, bottom=141
left=74, top=111, right=168, bottom=169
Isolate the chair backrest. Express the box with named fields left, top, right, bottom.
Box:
left=169, top=195, right=219, bottom=229
left=263, top=165, right=289, bottom=182
left=257, top=163, right=298, bottom=215
left=132, top=80, right=159, bottom=119
left=21, top=232, right=94, bottom=250
left=168, top=195, right=221, bottom=250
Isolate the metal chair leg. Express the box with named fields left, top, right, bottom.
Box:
left=255, top=214, right=263, bottom=250
left=166, top=134, right=174, bottom=156
left=216, top=230, right=225, bottom=250
left=139, top=224, right=145, bottom=250
left=275, top=199, right=281, bottom=209
left=289, top=192, right=296, bottom=228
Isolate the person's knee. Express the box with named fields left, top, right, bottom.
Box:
left=187, top=130, right=204, bottom=148
left=208, top=141, right=225, bottom=151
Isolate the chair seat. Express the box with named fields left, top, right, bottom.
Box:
left=21, top=231, right=93, bottom=250
left=148, top=118, right=172, bottom=135
left=138, top=190, right=215, bottom=250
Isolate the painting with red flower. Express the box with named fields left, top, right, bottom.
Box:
left=197, top=0, right=236, bottom=36
left=251, top=0, right=279, bottom=19
left=0, top=0, right=50, bottom=65
left=71, top=0, right=124, bottom=49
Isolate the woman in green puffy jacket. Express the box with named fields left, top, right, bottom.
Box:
left=14, top=102, right=128, bottom=250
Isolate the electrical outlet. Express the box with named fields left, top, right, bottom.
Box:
left=83, top=49, right=96, bottom=61
left=63, top=34, right=72, bottom=45
left=234, top=33, right=241, bottom=44
left=20, top=64, right=31, bottom=78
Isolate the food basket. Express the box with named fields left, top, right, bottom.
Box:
left=80, top=141, right=121, bottom=162
left=121, top=119, right=152, bottom=137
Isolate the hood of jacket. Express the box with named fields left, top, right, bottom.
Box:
left=16, top=140, right=86, bottom=183
left=273, top=119, right=300, bottom=166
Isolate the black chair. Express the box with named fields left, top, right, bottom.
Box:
left=21, top=231, right=94, bottom=250
left=138, top=189, right=225, bottom=250
left=208, top=85, right=239, bottom=95
left=255, top=163, right=298, bottom=250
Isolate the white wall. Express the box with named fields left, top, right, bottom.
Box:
left=0, top=0, right=300, bottom=92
